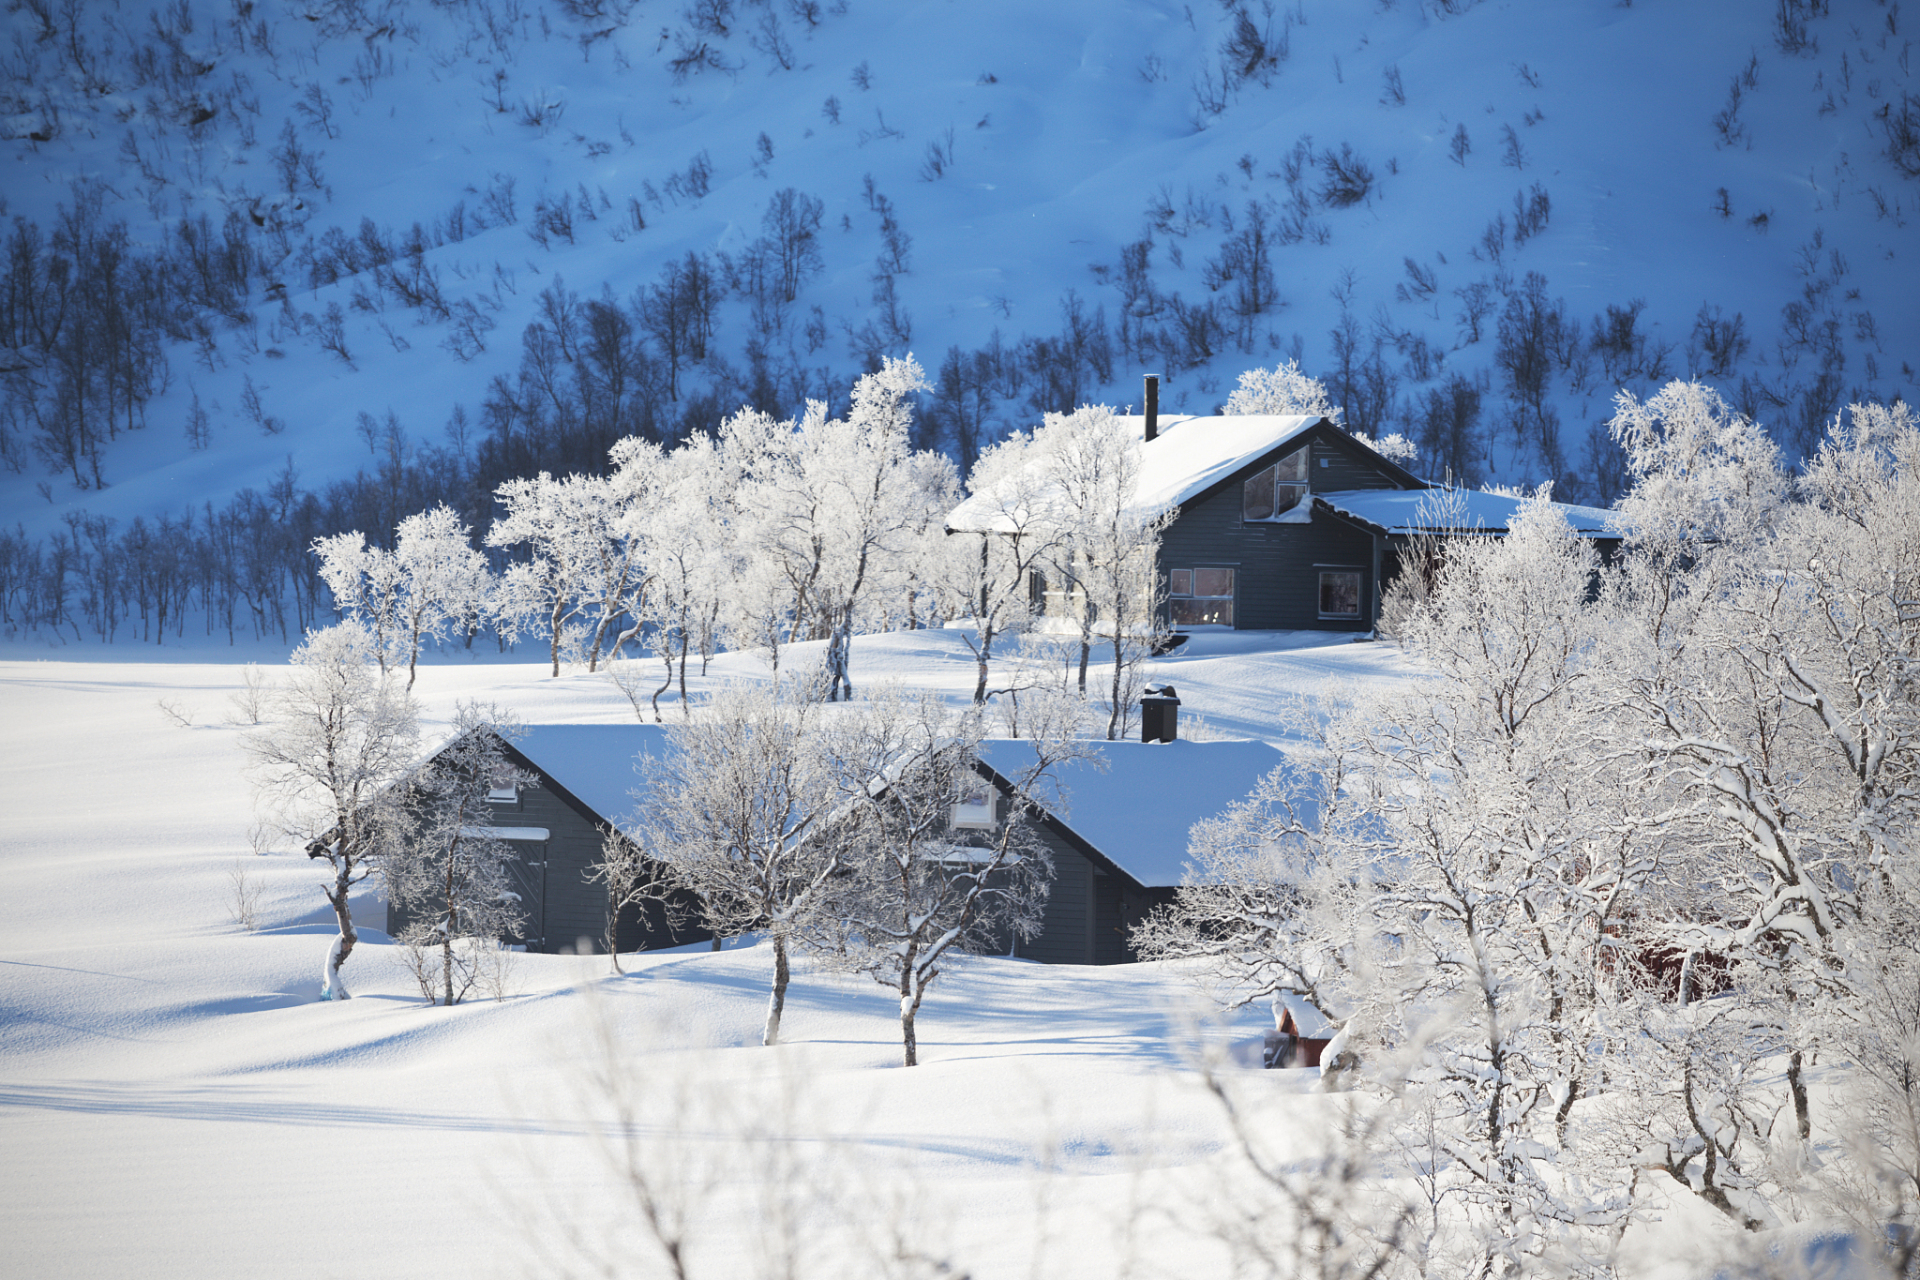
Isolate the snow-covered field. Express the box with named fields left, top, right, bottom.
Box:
left=1, top=629, right=1469, bottom=1280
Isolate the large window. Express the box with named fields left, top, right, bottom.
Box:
left=1318, top=569, right=1363, bottom=619
left=1170, top=567, right=1235, bottom=626
left=1242, top=448, right=1309, bottom=521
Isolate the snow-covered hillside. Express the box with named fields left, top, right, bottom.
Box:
left=3, top=0, right=1913, bottom=589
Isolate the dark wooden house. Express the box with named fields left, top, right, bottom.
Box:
left=949, top=406, right=1621, bottom=635
left=387, top=724, right=710, bottom=956
left=970, top=736, right=1289, bottom=964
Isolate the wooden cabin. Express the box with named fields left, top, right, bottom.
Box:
left=947, top=400, right=1622, bottom=635
left=387, top=724, right=710, bottom=956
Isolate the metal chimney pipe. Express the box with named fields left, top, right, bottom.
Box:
left=1144, top=374, right=1159, bottom=443
left=1140, top=683, right=1180, bottom=744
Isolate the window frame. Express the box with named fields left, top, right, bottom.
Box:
left=1169, top=565, right=1236, bottom=627
left=1242, top=447, right=1311, bottom=522
left=1317, top=568, right=1365, bottom=620
left=950, top=780, right=998, bottom=831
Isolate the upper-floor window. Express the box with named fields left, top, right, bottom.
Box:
left=1242, top=448, right=1309, bottom=521
left=951, top=782, right=997, bottom=830
left=486, top=785, right=519, bottom=805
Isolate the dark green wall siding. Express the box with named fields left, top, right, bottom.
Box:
left=388, top=780, right=708, bottom=956
left=1161, top=491, right=1380, bottom=632
left=1158, top=429, right=1412, bottom=633
left=1013, top=822, right=1094, bottom=963
left=995, top=817, right=1164, bottom=966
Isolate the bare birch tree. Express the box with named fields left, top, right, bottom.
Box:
left=822, top=685, right=1084, bottom=1066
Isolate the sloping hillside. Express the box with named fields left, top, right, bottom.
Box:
left=2, top=0, right=1913, bottom=641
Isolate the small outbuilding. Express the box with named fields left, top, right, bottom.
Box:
left=1263, top=991, right=1337, bottom=1069
left=970, top=733, right=1290, bottom=964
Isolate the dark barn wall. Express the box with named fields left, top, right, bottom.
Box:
left=997, top=815, right=1165, bottom=966
left=1013, top=821, right=1095, bottom=964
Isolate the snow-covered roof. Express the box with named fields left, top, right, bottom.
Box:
left=1314, top=488, right=1620, bottom=537
left=499, top=723, right=669, bottom=831
left=975, top=737, right=1289, bottom=888
left=946, top=414, right=1326, bottom=534
left=1276, top=990, right=1337, bottom=1040
left=476, top=725, right=1291, bottom=888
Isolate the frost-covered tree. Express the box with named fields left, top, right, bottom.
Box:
left=929, top=426, right=1061, bottom=703
left=1033, top=405, right=1174, bottom=738
left=1223, top=359, right=1344, bottom=421
left=315, top=508, right=493, bottom=687
left=631, top=677, right=850, bottom=1045
left=243, top=623, right=419, bottom=1000
left=1611, top=391, right=1920, bottom=1153
left=722, top=364, right=952, bottom=696
left=312, top=530, right=406, bottom=672
left=391, top=505, right=493, bottom=687
left=632, top=435, right=732, bottom=718
left=386, top=701, right=532, bottom=1006
left=1131, top=746, right=1360, bottom=1039
left=823, top=686, right=1079, bottom=1066
left=813, top=355, right=938, bottom=700
left=1141, top=498, right=1632, bottom=1273
left=1224, top=360, right=1418, bottom=463
left=489, top=471, right=632, bottom=678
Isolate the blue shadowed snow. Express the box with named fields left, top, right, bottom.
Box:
left=976, top=737, right=1288, bottom=888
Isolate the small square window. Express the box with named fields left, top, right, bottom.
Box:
left=487, top=785, right=519, bottom=804
left=951, top=783, right=996, bottom=830
left=1319, top=571, right=1362, bottom=619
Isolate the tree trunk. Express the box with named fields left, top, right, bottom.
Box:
left=763, top=934, right=790, bottom=1046
left=548, top=596, right=564, bottom=678
left=442, top=848, right=458, bottom=1006
left=1788, top=1049, right=1811, bottom=1141
left=323, top=874, right=357, bottom=1000
left=677, top=630, right=690, bottom=713
left=900, top=988, right=919, bottom=1067
left=651, top=640, right=673, bottom=723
